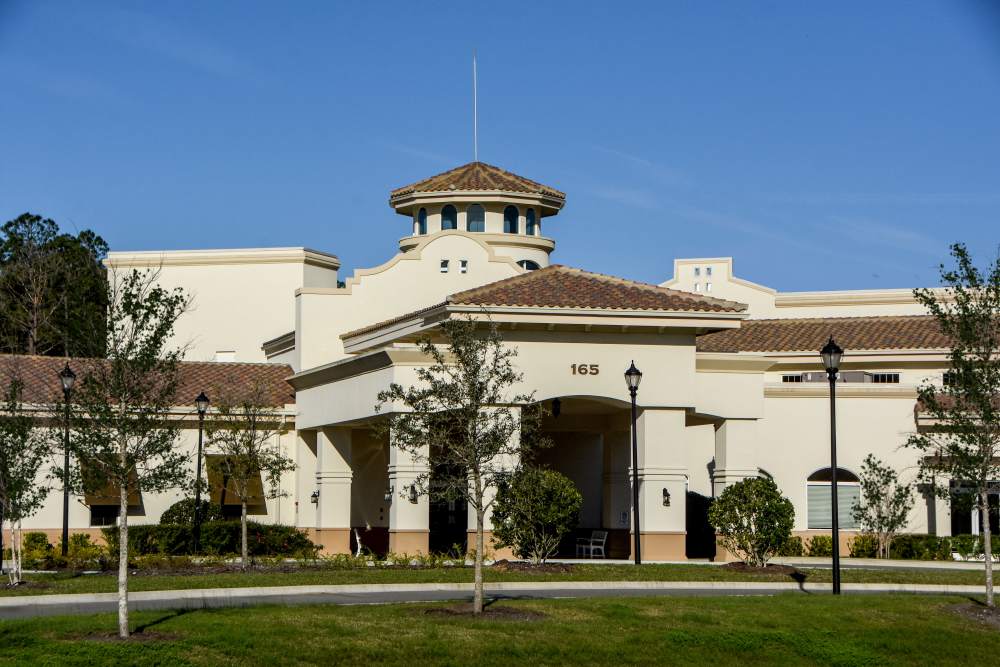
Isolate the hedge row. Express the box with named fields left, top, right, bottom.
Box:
left=775, top=533, right=969, bottom=560
left=100, top=521, right=319, bottom=557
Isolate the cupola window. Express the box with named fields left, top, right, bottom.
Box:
left=503, top=205, right=519, bottom=234
left=441, top=205, right=457, bottom=231
left=525, top=208, right=537, bottom=236
left=467, top=204, right=485, bottom=232
left=417, top=208, right=427, bottom=235
left=517, top=259, right=540, bottom=271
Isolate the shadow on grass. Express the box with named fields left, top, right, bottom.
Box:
left=134, top=608, right=196, bottom=634
left=790, top=571, right=811, bottom=593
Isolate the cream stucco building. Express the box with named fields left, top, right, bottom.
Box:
left=15, top=161, right=979, bottom=560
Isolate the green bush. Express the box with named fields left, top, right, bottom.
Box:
left=889, top=534, right=951, bottom=561
left=101, top=521, right=317, bottom=558
left=20, top=532, right=54, bottom=569
left=849, top=533, right=879, bottom=558
left=776, top=535, right=803, bottom=557
left=709, top=477, right=795, bottom=567
left=492, top=467, right=583, bottom=563
left=806, top=535, right=833, bottom=557
left=950, top=534, right=981, bottom=560
left=159, top=498, right=224, bottom=525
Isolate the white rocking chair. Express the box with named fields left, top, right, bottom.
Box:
left=575, top=530, right=608, bottom=558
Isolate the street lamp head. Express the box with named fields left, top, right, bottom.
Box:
left=624, top=360, right=642, bottom=393
left=820, top=336, right=844, bottom=374
left=195, top=392, right=210, bottom=416
left=58, top=363, right=76, bottom=395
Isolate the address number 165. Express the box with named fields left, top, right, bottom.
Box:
left=571, top=364, right=600, bottom=375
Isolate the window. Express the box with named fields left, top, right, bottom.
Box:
left=517, top=259, right=541, bottom=271
left=694, top=267, right=701, bottom=277
left=807, top=467, right=860, bottom=529
left=706, top=267, right=713, bottom=277
left=943, top=370, right=957, bottom=387
left=460, top=260, right=468, bottom=274
left=214, top=351, right=236, bottom=362
left=526, top=208, right=537, bottom=235
left=781, top=374, right=803, bottom=383
left=467, top=204, right=485, bottom=232
left=503, top=205, right=519, bottom=234
left=870, top=372, right=900, bottom=384
left=90, top=505, right=120, bottom=527
left=417, top=208, right=427, bottom=235
left=440, top=260, right=449, bottom=273
left=706, top=282, right=712, bottom=292
left=694, top=283, right=701, bottom=292
left=441, top=205, right=457, bottom=230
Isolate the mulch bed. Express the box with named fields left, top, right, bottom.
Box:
left=422, top=604, right=547, bottom=622
left=71, top=631, right=181, bottom=643
left=722, top=562, right=800, bottom=576
left=491, top=559, right=574, bottom=574
left=951, top=602, right=1000, bottom=631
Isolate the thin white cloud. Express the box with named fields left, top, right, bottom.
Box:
left=2, top=60, right=126, bottom=103
left=590, top=186, right=662, bottom=211
left=827, top=216, right=942, bottom=257
left=763, top=192, right=1000, bottom=206
left=379, top=142, right=459, bottom=166
left=592, top=146, right=692, bottom=188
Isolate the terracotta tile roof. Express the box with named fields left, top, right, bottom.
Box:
left=0, top=355, right=295, bottom=406
left=390, top=161, right=565, bottom=201
left=342, top=266, right=747, bottom=340
left=448, top=265, right=747, bottom=313
left=696, top=315, right=947, bottom=353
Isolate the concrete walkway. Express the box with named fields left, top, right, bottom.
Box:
left=0, top=580, right=985, bottom=620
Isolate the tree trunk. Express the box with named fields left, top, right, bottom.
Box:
left=474, top=507, right=485, bottom=615
left=241, top=500, right=248, bottom=571
left=982, top=490, right=994, bottom=608
left=118, top=483, right=130, bottom=639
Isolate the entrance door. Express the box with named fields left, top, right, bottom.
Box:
left=686, top=491, right=716, bottom=559
left=429, top=496, right=467, bottom=555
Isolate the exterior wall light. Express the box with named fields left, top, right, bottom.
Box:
left=310, top=490, right=319, bottom=504
left=551, top=397, right=561, bottom=419
left=384, top=485, right=394, bottom=503
left=408, top=485, right=419, bottom=504
left=662, top=488, right=671, bottom=507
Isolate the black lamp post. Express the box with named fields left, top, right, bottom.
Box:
left=58, top=363, right=76, bottom=557
left=820, top=336, right=844, bottom=595
left=625, top=361, right=643, bottom=565
left=193, top=392, right=210, bottom=554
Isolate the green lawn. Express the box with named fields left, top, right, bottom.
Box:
left=0, top=595, right=995, bottom=665
left=0, top=563, right=988, bottom=597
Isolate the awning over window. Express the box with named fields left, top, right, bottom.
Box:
left=82, top=466, right=141, bottom=507
left=206, top=454, right=266, bottom=506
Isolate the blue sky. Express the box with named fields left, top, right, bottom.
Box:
left=2, top=1, right=999, bottom=290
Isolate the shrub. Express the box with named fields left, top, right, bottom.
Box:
left=951, top=534, right=982, bottom=560
left=159, top=498, right=224, bottom=525
left=806, top=535, right=833, bottom=557
left=20, top=532, right=54, bottom=569
left=849, top=533, right=879, bottom=558
left=709, top=477, right=795, bottom=567
left=102, top=521, right=317, bottom=559
left=777, top=536, right=803, bottom=557
left=889, top=534, right=951, bottom=561
left=492, top=467, right=583, bottom=563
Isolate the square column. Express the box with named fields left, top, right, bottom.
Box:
left=388, top=438, right=430, bottom=554
left=712, top=419, right=760, bottom=497
left=633, top=408, right=689, bottom=560
left=467, top=408, right=520, bottom=559
left=315, top=427, right=353, bottom=554
left=602, top=430, right=632, bottom=531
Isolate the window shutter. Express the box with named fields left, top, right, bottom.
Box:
left=808, top=484, right=861, bottom=529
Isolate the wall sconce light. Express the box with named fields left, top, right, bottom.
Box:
left=551, top=397, right=562, bottom=419
left=662, top=488, right=671, bottom=507
left=384, top=485, right=394, bottom=503
left=310, top=490, right=319, bottom=504
left=408, top=485, right=419, bottom=504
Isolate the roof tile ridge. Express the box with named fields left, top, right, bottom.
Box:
left=556, top=266, right=747, bottom=311
left=446, top=265, right=562, bottom=304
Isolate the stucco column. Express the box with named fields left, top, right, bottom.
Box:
left=388, top=437, right=430, bottom=554
left=315, top=427, right=353, bottom=554
left=712, top=419, right=760, bottom=497
left=633, top=408, right=689, bottom=561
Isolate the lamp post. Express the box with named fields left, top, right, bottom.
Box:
left=820, top=336, right=844, bottom=595
left=624, top=361, right=643, bottom=565
left=58, top=363, right=76, bottom=557
left=193, top=392, right=210, bottom=554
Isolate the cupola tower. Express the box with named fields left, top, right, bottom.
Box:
left=389, top=161, right=565, bottom=270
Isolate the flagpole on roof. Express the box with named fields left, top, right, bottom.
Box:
left=473, top=49, right=478, bottom=162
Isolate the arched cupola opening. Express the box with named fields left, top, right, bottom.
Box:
left=467, top=204, right=485, bottom=232
left=526, top=208, right=537, bottom=236
left=441, top=205, right=457, bottom=231
left=416, top=208, right=427, bottom=235
left=503, top=205, right=519, bottom=234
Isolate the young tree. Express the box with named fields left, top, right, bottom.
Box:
left=908, top=243, right=1000, bottom=607
left=376, top=317, right=543, bottom=614
left=492, top=467, right=582, bottom=564
left=0, top=213, right=108, bottom=357
left=709, top=477, right=795, bottom=568
left=851, top=454, right=913, bottom=559
left=65, top=269, right=189, bottom=638
left=0, top=375, right=52, bottom=585
left=205, top=381, right=294, bottom=571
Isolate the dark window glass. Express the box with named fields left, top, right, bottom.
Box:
left=417, top=208, right=427, bottom=235
left=503, top=206, right=519, bottom=234
left=441, top=205, right=457, bottom=230
left=467, top=204, right=485, bottom=232
left=526, top=209, right=537, bottom=235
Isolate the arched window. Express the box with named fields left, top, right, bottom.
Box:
left=525, top=208, right=537, bottom=235
left=807, top=467, right=860, bottom=529
left=441, top=205, right=457, bottom=231
left=417, top=208, right=427, bottom=235
left=467, top=204, right=485, bottom=232
left=503, top=205, right=519, bottom=234
left=517, top=259, right=541, bottom=271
